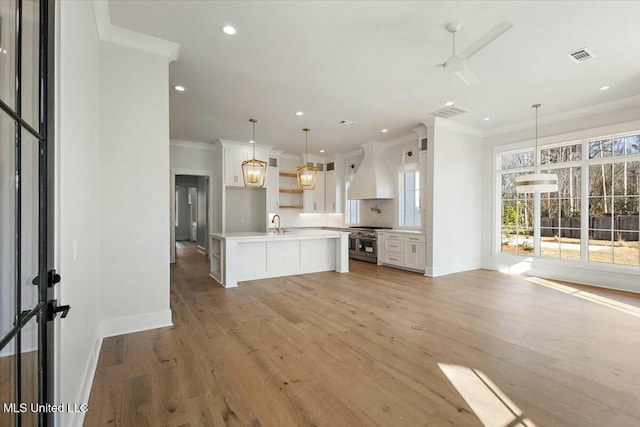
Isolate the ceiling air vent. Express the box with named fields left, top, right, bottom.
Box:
left=568, top=48, right=595, bottom=63
left=339, top=120, right=358, bottom=126
left=429, top=105, right=468, bottom=119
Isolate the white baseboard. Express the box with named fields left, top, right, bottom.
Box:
left=65, top=309, right=173, bottom=427
left=482, top=253, right=640, bottom=294
left=427, top=261, right=482, bottom=277
left=100, top=309, right=173, bottom=338
left=67, top=329, right=103, bottom=427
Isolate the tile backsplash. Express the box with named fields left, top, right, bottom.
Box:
left=357, top=199, right=394, bottom=227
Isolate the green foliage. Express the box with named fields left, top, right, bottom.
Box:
left=518, top=240, right=534, bottom=252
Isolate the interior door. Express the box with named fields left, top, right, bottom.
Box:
left=0, top=1, right=60, bottom=426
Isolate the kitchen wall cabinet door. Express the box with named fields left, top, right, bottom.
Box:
left=303, top=171, right=325, bottom=212
left=224, top=147, right=250, bottom=186
left=325, top=170, right=336, bottom=213
left=224, top=146, right=270, bottom=187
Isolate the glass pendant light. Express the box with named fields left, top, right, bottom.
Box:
left=242, top=118, right=267, bottom=188
left=296, top=128, right=318, bottom=190
left=516, top=104, right=558, bottom=193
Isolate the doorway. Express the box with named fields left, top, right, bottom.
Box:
left=171, top=170, right=213, bottom=262
left=0, top=0, right=59, bottom=426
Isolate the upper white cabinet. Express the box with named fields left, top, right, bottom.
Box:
left=325, top=168, right=336, bottom=213
left=303, top=168, right=325, bottom=212
left=222, top=142, right=270, bottom=187
left=266, top=155, right=280, bottom=213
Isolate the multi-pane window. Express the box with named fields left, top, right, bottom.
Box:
left=540, top=166, right=582, bottom=259
left=346, top=199, right=360, bottom=224
left=539, top=142, right=582, bottom=259
left=500, top=150, right=534, bottom=254
left=497, top=134, right=640, bottom=267
left=501, top=173, right=534, bottom=254
left=399, top=170, right=421, bottom=228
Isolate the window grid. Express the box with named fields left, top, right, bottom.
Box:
left=399, top=170, right=421, bottom=228
left=497, top=133, right=640, bottom=267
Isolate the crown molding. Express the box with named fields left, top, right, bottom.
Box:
left=170, top=139, right=216, bottom=150
left=216, top=139, right=273, bottom=151
left=93, top=0, right=180, bottom=62
left=484, top=94, right=640, bottom=138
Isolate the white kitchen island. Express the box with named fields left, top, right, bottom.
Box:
left=209, top=230, right=350, bottom=288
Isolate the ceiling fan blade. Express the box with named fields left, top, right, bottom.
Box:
left=460, top=22, right=513, bottom=60
left=455, top=68, right=479, bottom=85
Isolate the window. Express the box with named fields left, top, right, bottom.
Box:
left=399, top=170, right=421, bottom=228
left=540, top=165, right=582, bottom=259
left=501, top=172, right=534, bottom=254
left=345, top=180, right=360, bottom=224
left=497, top=134, right=640, bottom=267
left=346, top=199, right=360, bottom=224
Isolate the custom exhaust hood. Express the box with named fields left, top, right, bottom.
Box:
left=347, top=142, right=394, bottom=200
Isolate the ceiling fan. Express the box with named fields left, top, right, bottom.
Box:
left=441, top=21, right=513, bottom=85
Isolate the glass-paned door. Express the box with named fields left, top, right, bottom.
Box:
left=0, top=1, right=59, bottom=426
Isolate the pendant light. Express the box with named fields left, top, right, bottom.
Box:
left=516, top=104, right=558, bottom=193
left=242, top=118, right=267, bottom=188
left=296, top=128, right=318, bottom=190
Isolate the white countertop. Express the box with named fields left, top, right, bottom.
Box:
left=211, top=229, right=349, bottom=241
left=379, top=229, right=425, bottom=234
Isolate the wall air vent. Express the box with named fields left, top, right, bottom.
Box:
left=339, top=120, right=358, bottom=126
left=429, top=105, right=468, bottom=119
left=568, top=48, right=595, bottom=63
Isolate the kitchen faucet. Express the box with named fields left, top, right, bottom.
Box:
left=271, top=214, right=281, bottom=234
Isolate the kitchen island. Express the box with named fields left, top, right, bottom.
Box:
left=209, top=230, right=350, bottom=288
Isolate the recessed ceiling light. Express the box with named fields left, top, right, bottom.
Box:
left=173, top=85, right=185, bottom=92
left=599, top=85, right=610, bottom=91
left=295, top=111, right=304, bottom=116
left=483, top=117, right=491, bottom=121
left=381, top=129, right=388, bottom=133
left=222, top=25, right=237, bottom=35
left=249, top=140, right=255, bottom=144
left=445, top=101, right=455, bottom=106
left=320, top=149, right=325, bottom=153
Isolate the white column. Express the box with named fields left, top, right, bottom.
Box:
left=335, top=233, right=349, bottom=273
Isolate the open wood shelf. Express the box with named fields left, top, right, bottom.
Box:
left=279, top=172, right=297, bottom=178
left=279, top=188, right=303, bottom=194
left=279, top=205, right=303, bottom=209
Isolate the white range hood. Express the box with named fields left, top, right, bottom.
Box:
left=348, top=142, right=394, bottom=200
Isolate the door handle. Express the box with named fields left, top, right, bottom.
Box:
left=47, top=299, right=71, bottom=321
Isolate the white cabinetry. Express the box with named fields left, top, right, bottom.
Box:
left=223, top=143, right=269, bottom=187
left=378, top=231, right=425, bottom=272
left=325, top=169, right=336, bottom=213
left=224, top=146, right=249, bottom=186
left=303, top=170, right=325, bottom=212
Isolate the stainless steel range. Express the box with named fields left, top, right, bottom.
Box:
left=348, top=226, right=392, bottom=263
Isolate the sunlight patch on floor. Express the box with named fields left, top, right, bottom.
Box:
left=499, top=258, right=533, bottom=275
left=438, top=363, right=536, bottom=427
left=525, top=276, right=640, bottom=318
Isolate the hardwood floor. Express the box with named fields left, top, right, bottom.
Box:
left=84, top=242, right=640, bottom=426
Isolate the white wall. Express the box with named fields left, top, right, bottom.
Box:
left=481, top=103, right=640, bottom=293
left=98, top=41, right=172, bottom=330
left=170, top=141, right=216, bottom=259
left=57, top=1, right=101, bottom=426
left=225, top=187, right=267, bottom=232
left=426, top=119, right=483, bottom=276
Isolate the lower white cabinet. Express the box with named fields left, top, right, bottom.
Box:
left=378, top=231, right=425, bottom=272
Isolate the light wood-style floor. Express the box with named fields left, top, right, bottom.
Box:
left=84, top=242, right=640, bottom=426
